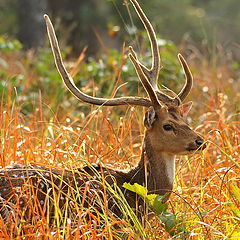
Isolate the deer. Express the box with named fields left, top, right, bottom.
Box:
left=0, top=0, right=205, bottom=225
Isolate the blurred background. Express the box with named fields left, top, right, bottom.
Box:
left=0, top=0, right=239, bottom=118
left=1, top=0, right=240, bottom=58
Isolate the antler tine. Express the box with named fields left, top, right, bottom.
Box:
left=129, top=49, right=161, bottom=108
left=176, top=54, right=193, bottom=101
left=130, top=0, right=160, bottom=90
left=44, top=14, right=152, bottom=107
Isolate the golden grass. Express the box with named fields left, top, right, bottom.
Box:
left=0, top=49, right=239, bottom=239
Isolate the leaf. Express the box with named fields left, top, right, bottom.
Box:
left=146, top=194, right=158, bottom=205
left=158, top=212, right=179, bottom=234
left=122, top=182, right=148, bottom=199
left=152, top=195, right=168, bottom=215
left=123, top=183, right=168, bottom=214
left=123, top=182, right=183, bottom=235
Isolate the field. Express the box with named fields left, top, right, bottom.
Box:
left=0, top=37, right=239, bottom=239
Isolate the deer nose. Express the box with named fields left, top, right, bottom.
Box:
left=195, top=138, right=204, bottom=147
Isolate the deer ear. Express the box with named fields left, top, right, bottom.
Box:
left=144, top=107, right=157, bottom=129
left=180, top=101, right=193, bottom=118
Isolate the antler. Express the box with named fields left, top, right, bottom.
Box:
left=129, top=0, right=160, bottom=91
left=44, top=14, right=160, bottom=108
left=128, top=49, right=161, bottom=108
left=45, top=0, right=193, bottom=109
left=44, top=15, right=153, bottom=107
left=177, top=53, right=193, bottom=101
left=130, top=0, right=193, bottom=105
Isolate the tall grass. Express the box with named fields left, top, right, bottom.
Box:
left=0, top=40, right=239, bottom=239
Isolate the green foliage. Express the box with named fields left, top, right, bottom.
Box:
left=0, top=42, right=70, bottom=115
left=152, top=195, right=168, bottom=215
left=123, top=182, right=168, bottom=213
left=123, top=182, right=185, bottom=237
left=0, top=36, right=22, bottom=52
left=0, top=32, right=194, bottom=118
left=158, top=212, right=183, bottom=235
left=33, top=48, right=65, bottom=103
left=76, top=36, right=184, bottom=98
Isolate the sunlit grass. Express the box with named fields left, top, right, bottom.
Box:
left=0, top=46, right=239, bottom=239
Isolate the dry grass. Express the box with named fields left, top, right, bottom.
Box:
left=0, top=48, right=239, bottom=239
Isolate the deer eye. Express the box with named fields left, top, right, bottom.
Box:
left=163, top=124, right=174, bottom=131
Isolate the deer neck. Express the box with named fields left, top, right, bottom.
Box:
left=127, top=132, right=175, bottom=199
